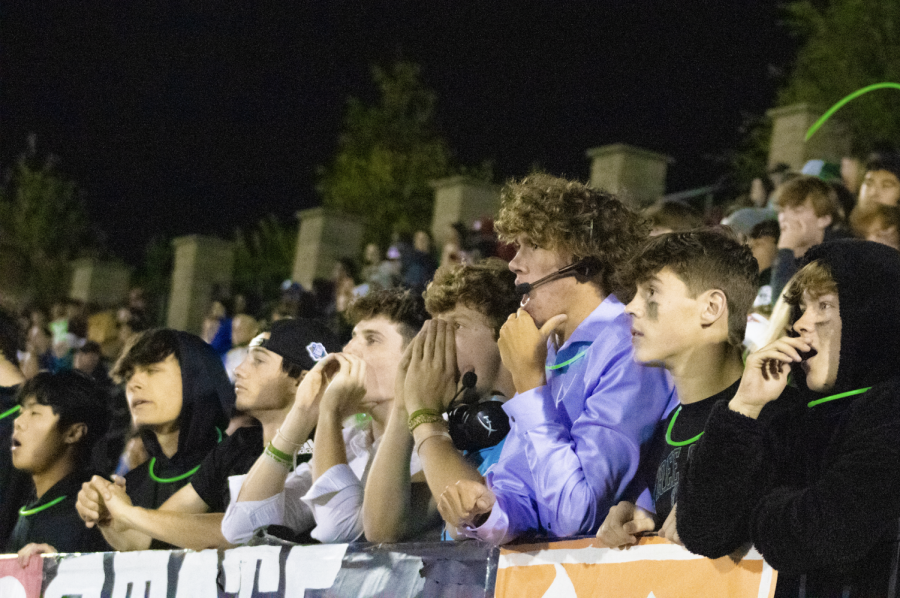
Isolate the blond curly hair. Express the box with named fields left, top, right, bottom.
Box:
left=495, top=173, right=649, bottom=296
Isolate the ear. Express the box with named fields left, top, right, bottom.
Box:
left=63, top=422, right=87, bottom=445
left=817, top=213, right=833, bottom=230
left=699, top=289, right=729, bottom=329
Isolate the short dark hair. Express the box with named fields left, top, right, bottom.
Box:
left=17, top=370, right=110, bottom=460
left=0, top=307, right=19, bottom=365
left=424, top=258, right=519, bottom=337
left=77, top=340, right=102, bottom=355
left=110, top=329, right=181, bottom=383
left=346, top=288, right=428, bottom=344
left=625, top=229, right=759, bottom=347
left=749, top=219, right=780, bottom=242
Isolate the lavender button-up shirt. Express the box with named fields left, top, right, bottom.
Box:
left=460, top=295, right=676, bottom=544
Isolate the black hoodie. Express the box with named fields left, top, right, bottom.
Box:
left=678, top=240, right=900, bottom=590
left=124, top=332, right=233, bottom=547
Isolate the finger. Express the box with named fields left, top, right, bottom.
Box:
left=423, top=319, right=437, bottom=360
left=443, top=321, right=458, bottom=376
left=539, top=314, right=568, bottom=339
left=622, top=517, right=656, bottom=535
left=111, top=475, right=127, bottom=488
left=432, top=319, right=447, bottom=366
left=410, top=325, right=428, bottom=367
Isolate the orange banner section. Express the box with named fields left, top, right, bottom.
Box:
left=496, top=536, right=777, bottom=598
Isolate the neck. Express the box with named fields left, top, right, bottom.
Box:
left=493, top=366, right=517, bottom=400
left=32, top=452, right=76, bottom=499
left=370, top=402, right=390, bottom=440
left=559, top=284, right=606, bottom=343
left=668, top=341, right=744, bottom=405
left=252, top=404, right=292, bottom=445
left=153, top=422, right=180, bottom=458
left=0, top=358, right=25, bottom=388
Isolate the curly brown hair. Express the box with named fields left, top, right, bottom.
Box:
left=624, top=229, right=759, bottom=347
left=424, top=258, right=519, bottom=337
left=495, top=173, right=649, bottom=296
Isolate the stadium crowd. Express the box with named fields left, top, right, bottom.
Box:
left=2, top=150, right=900, bottom=596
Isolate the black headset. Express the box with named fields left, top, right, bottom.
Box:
left=446, top=372, right=511, bottom=452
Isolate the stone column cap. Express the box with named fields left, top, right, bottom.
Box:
left=765, top=102, right=831, bottom=119
left=294, top=206, right=364, bottom=223
left=171, top=234, right=234, bottom=249
left=429, top=175, right=499, bottom=191
left=585, top=143, right=674, bottom=164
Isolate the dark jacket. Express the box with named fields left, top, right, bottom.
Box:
left=679, top=241, right=900, bottom=583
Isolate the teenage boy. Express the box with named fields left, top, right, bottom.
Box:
left=858, top=152, right=900, bottom=208
left=436, top=174, right=676, bottom=544
left=678, top=240, right=900, bottom=592
left=7, top=371, right=111, bottom=561
left=74, top=320, right=338, bottom=550
left=596, top=230, right=758, bottom=548
left=771, top=175, right=845, bottom=302
left=0, top=307, right=28, bottom=542
left=363, top=258, right=520, bottom=542
left=221, top=289, right=428, bottom=544
left=74, top=329, right=234, bottom=549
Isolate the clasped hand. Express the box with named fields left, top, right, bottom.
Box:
left=76, top=474, right=132, bottom=531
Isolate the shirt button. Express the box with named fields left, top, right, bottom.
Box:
left=510, top=416, right=516, bottom=423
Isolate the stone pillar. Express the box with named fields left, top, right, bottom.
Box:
left=166, top=235, right=234, bottom=335
left=586, top=144, right=672, bottom=209
left=291, top=208, right=364, bottom=289
left=429, top=176, right=500, bottom=249
left=767, top=103, right=852, bottom=172
left=69, top=258, right=131, bottom=307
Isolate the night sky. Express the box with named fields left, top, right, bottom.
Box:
left=3, top=1, right=797, bottom=264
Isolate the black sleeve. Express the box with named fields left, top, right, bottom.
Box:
left=188, top=440, right=225, bottom=512
left=677, top=401, right=773, bottom=559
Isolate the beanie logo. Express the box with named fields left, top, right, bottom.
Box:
left=306, top=342, right=328, bottom=362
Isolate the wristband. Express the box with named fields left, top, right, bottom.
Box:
left=414, top=429, right=452, bottom=456
left=408, top=408, right=441, bottom=421
left=408, top=411, right=444, bottom=432
left=265, top=442, right=293, bottom=468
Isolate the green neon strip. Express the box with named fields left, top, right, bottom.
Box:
left=807, top=387, right=871, bottom=408
left=19, top=495, right=67, bottom=517
left=216, top=427, right=223, bottom=443
left=665, top=406, right=704, bottom=447
left=546, top=350, right=588, bottom=370
left=148, top=458, right=201, bottom=484
left=806, top=83, right=900, bottom=141
left=0, top=404, right=21, bottom=420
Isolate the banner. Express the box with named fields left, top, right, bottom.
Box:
left=0, top=539, right=498, bottom=598
left=496, top=536, right=777, bottom=598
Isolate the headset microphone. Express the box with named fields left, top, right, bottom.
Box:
left=514, top=259, right=591, bottom=296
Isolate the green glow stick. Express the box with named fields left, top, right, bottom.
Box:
left=805, top=82, right=900, bottom=141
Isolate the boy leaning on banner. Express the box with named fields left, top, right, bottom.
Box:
left=596, top=229, right=759, bottom=548
left=435, top=174, right=675, bottom=544
left=678, top=240, right=900, bottom=592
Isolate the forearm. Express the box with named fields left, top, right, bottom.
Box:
left=124, top=507, right=228, bottom=550
left=237, top=405, right=316, bottom=502
left=98, top=523, right=153, bottom=551
left=312, top=408, right=348, bottom=481
left=363, top=407, right=414, bottom=542
left=415, top=422, right=485, bottom=506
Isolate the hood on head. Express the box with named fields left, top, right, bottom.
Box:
left=793, top=240, right=900, bottom=395
left=142, top=331, right=234, bottom=464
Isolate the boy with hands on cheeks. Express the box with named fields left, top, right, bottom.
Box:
left=596, top=230, right=758, bottom=549
left=437, top=175, right=675, bottom=544
left=222, top=289, right=427, bottom=543
left=364, top=259, right=519, bottom=542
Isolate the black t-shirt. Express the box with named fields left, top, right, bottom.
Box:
left=649, top=380, right=741, bottom=524
left=6, top=470, right=110, bottom=553
left=191, top=426, right=263, bottom=513
left=125, top=452, right=205, bottom=550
